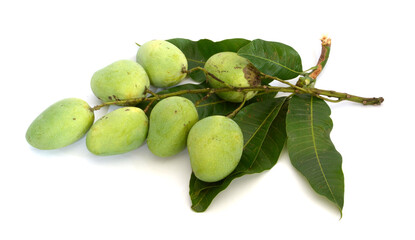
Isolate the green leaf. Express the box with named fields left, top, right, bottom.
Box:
left=190, top=97, right=287, bottom=212
left=246, top=91, right=278, bottom=104
left=286, top=94, right=344, bottom=213
left=238, top=39, right=303, bottom=80
left=167, top=38, right=251, bottom=82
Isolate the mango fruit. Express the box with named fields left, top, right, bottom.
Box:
left=86, top=107, right=148, bottom=156
left=26, top=98, right=94, bottom=150
left=187, top=116, right=243, bottom=182
left=136, top=40, right=188, bottom=88
left=204, top=52, right=261, bottom=102
left=147, top=96, right=198, bottom=157
left=91, top=60, right=149, bottom=104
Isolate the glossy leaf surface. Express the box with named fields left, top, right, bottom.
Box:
left=238, top=39, right=303, bottom=80
left=286, top=94, right=344, bottom=213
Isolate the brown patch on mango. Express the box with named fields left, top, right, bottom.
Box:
left=243, top=63, right=261, bottom=86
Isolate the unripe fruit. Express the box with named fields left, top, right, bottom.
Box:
left=147, top=96, right=198, bottom=157
left=91, top=60, right=149, bottom=104
left=204, top=52, right=261, bottom=102
left=26, top=98, right=94, bottom=150
left=86, top=107, right=148, bottom=156
left=187, top=116, right=244, bottom=182
left=136, top=40, right=188, bottom=88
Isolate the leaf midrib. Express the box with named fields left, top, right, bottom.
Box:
left=243, top=102, right=280, bottom=149
left=310, top=97, right=338, bottom=207
left=238, top=53, right=302, bottom=75
left=188, top=58, right=205, bottom=64
left=196, top=100, right=227, bottom=107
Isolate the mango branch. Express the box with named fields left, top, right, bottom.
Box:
left=90, top=85, right=384, bottom=111
left=310, top=89, right=384, bottom=105
left=260, top=73, right=305, bottom=91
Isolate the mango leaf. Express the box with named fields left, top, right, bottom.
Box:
left=246, top=91, right=278, bottom=104
left=286, top=94, right=344, bottom=213
left=167, top=38, right=251, bottom=82
left=189, top=97, right=287, bottom=212
left=238, top=39, right=303, bottom=80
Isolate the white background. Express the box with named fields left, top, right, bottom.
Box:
left=1, top=0, right=414, bottom=239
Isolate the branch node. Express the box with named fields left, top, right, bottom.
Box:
left=144, top=99, right=156, bottom=113
left=145, top=88, right=160, bottom=100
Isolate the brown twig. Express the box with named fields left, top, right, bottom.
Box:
left=195, top=89, right=215, bottom=106
left=309, top=35, right=332, bottom=80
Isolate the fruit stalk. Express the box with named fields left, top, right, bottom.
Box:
left=226, top=96, right=247, bottom=118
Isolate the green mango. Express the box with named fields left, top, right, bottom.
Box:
left=147, top=96, right=198, bottom=157
left=91, top=60, right=149, bottom=104
left=204, top=52, right=261, bottom=102
left=86, top=107, right=148, bottom=156
left=136, top=40, right=188, bottom=88
left=187, top=115, right=243, bottom=182
left=26, top=98, right=94, bottom=150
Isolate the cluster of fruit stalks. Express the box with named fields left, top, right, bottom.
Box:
left=26, top=37, right=384, bottom=183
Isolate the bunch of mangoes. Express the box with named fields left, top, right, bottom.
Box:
left=26, top=40, right=261, bottom=182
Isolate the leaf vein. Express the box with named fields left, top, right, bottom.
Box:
left=243, top=104, right=280, bottom=149
left=239, top=53, right=302, bottom=75
left=310, top=97, right=338, bottom=206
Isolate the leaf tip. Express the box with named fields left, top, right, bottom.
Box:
left=191, top=204, right=206, bottom=213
